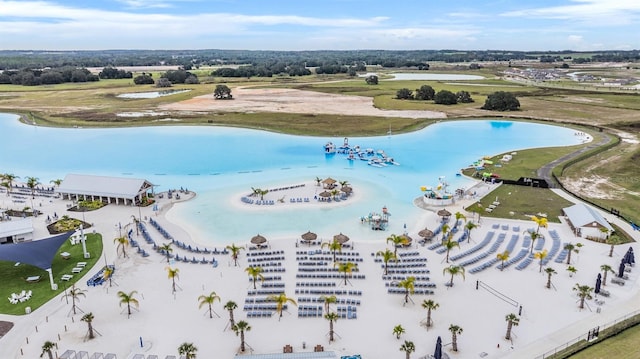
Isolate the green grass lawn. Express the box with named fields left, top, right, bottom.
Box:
left=560, top=324, right=640, bottom=359
left=0, top=233, right=103, bottom=315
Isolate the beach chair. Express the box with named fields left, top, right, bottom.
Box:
left=89, top=353, right=104, bottom=359
left=60, top=350, right=77, bottom=359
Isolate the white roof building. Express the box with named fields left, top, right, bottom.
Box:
left=563, top=203, right=614, bottom=238
left=0, top=217, right=34, bottom=243
left=57, top=174, right=155, bottom=206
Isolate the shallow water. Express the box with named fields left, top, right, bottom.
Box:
left=116, top=89, right=191, bottom=99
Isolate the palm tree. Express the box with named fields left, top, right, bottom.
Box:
left=400, top=340, right=415, bottom=359
left=532, top=215, right=548, bottom=234
left=224, top=301, right=238, bottom=328
left=26, top=176, right=40, bottom=199
left=599, top=227, right=610, bottom=240
left=525, top=230, right=543, bottom=254
left=440, top=223, right=451, bottom=242
left=335, top=261, right=357, bottom=286
left=158, top=242, right=173, bottom=263
left=448, top=324, right=463, bottom=352
left=534, top=250, right=548, bottom=272
left=505, top=313, right=520, bottom=340
left=325, top=311, right=339, bottom=342
left=40, top=341, right=55, bottom=359
left=232, top=320, right=251, bottom=352
left=454, top=211, right=467, bottom=227
left=113, top=236, right=129, bottom=258
left=392, top=324, right=405, bottom=339
left=63, top=284, right=86, bottom=315
left=443, top=265, right=466, bottom=287
left=376, top=249, right=398, bottom=275
left=545, top=267, right=557, bottom=289
left=166, top=266, right=180, bottom=293
left=442, top=234, right=460, bottom=263
left=564, top=243, right=580, bottom=264
left=397, top=277, right=415, bottom=305
left=245, top=266, right=265, bottom=290
left=601, top=264, right=614, bottom=286
left=103, top=266, right=114, bottom=287
left=178, top=342, right=198, bottom=359
left=387, top=234, right=408, bottom=257
left=464, top=221, right=478, bottom=243
left=496, top=250, right=510, bottom=271
left=50, top=178, right=63, bottom=187
left=321, top=239, right=343, bottom=262
left=2, top=173, right=19, bottom=195
left=315, top=177, right=322, bottom=187
left=421, top=299, right=439, bottom=328
left=198, top=291, right=221, bottom=319
left=267, top=293, right=297, bottom=320
left=606, top=235, right=622, bottom=257
left=339, top=180, right=349, bottom=188
left=81, top=312, right=95, bottom=339
left=226, top=244, right=244, bottom=267
left=320, top=295, right=337, bottom=313
left=567, top=266, right=577, bottom=277
left=573, top=284, right=594, bottom=309
left=117, top=290, right=139, bottom=318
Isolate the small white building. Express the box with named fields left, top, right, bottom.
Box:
left=0, top=217, right=34, bottom=244
left=563, top=203, right=614, bottom=239
left=57, top=174, right=155, bottom=206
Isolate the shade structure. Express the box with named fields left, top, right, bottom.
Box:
left=322, top=177, right=337, bottom=185
left=618, top=260, right=626, bottom=278
left=333, top=233, right=350, bottom=244
left=0, top=231, right=74, bottom=270
left=250, top=234, right=267, bottom=245
left=434, top=336, right=443, bottom=359
left=595, top=273, right=602, bottom=294
left=301, top=231, right=317, bottom=242
left=437, top=209, right=452, bottom=217
left=418, top=228, right=434, bottom=240
left=319, top=191, right=332, bottom=198
left=400, top=234, right=413, bottom=246
left=340, top=186, right=353, bottom=194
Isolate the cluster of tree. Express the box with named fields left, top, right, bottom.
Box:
left=214, top=84, right=232, bottom=99
left=0, top=67, right=99, bottom=86
left=98, top=67, right=133, bottom=79
left=133, top=73, right=154, bottom=85
left=395, top=85, right=474, bottom=105
left=160, top=69, right=199, bottom=84
left=212, top=63, right=311, bottom=78
left=481, top=91, right=520, bottom=111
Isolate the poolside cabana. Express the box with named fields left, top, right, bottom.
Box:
left=563, top=203, right=614, bottom=239
left=57, top=174, right=156, bottom=206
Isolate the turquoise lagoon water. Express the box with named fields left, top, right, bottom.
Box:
left=0, top=114, right=583, bottom=244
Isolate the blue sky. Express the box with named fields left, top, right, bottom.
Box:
left=0, top=0, right=638, bottom=51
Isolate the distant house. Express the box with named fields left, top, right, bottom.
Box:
left=0, top=217, right=34, bottom=244
left=56, top=174, right=155, bottom=206
left=563, top=203, right=614, bottom=239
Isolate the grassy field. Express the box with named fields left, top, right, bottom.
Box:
left=0, top=233, right=103, bottom=315
left=565, top=324, right=640, bottom=359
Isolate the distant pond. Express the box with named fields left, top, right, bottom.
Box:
left=117, top=89, right=191, bottom=99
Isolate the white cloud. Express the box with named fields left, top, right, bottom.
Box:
left=502, top=0, right=640, bottom=24
left=567, top=35, right=583, bottom=43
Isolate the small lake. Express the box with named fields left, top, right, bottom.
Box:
left=117, top=89, right=191, bottom=99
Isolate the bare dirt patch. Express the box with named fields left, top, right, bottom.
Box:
left=160, top=87, right=446, bottom=119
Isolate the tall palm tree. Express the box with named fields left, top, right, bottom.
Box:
left=335, top=261, right=357, bottom=286
left=448, top=324, right=463, bottom=352
left=387, top=234, right=408, bottom=257
left=50, top=178, right=63, bottom=187
left=40, top=341, right=55, bottom=359
left=226, top=244, right=244, bottom=267
left=224, top=301, right=238, bottom=328
left=443, top=265, right=466, bottom=287
left=321, top=239, right=343, bottom=262
left=601, top=264, right=614, bottom=286
left=26, top=176, right=40, bottom=199
left=400, top=340, right=415, bottom=359
left=245, top=266, right=264, bottom=290
left=103, top=266, right=114, bottom=287
left=534, top=250, right=548, bottom=272
left=113, top=236, right=129, bottom=258
left=421, top=299, right=439, bottom=328
left=531, top=215, right=548, bottom=234
left=564, top=243, right=579, bottom=265
left=454, top=211, right=467, bottom=227
left=505, top=313, right=520, bottom=340
left=606, top=235, right=622, bottom=257
left=392, top=324, right=405, bottom=339
left=63, top=284, right=86, bottom=315
left=440, top=224, right=451, bottom=242
left=339, top=180, right=349, bottom=188
left=376, top=249, right=398, bottom=275
left=320, top=295, right=337, bottom=313
left=573, top=284, right=593, bottom=309
left=232, top=320, right=251, bottom=352
left=2, top=173, right=19, bottom=195
left=267, top=293, right=297, bottom=320
left=496, top=250, right=510, bottom=271
left=198, top=291, right=221, bottom=319
left=545, top=267, right=557, bottom=289
left=325, top=311, right=339, bottom=342
left=442, top=234, right=460, bottom=263
left=397, top=277, right=415, bottom=305
left=178, top=342, right=198, bottom=359
left=166, top=267, right=180, bottom=293
left=81, top=312, right=95, bottom=339
left=158, top=242, right=173, bottom=263
left=525, top=230, right=543, bottom=254
left=464, top=221, right=478, bottom=243
left=117, top=290, right=139, bottom=318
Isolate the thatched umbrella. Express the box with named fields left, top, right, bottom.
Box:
left=333, top=233, right=350, bottom=244
left=319, top=191, right=332, bottom=200
left=418, top=228, right=435, bottom=241
left=251, top=234, right=267, bottom=246
left=437, top=208, right=452, bottom=222
left=301, top=231, right=317, bottom=242
left=400, top=234, right=413, bottom=247
left=322, top=177, right=337, bottom=189
left=341, top=186, right=353, bottom=194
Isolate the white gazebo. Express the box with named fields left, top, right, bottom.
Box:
left=56, top=174, right=155, bottom=206
left=563, top=203, right=614, bottom=239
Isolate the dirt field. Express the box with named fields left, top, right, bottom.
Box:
left=160, top=87, right=447, bottom=119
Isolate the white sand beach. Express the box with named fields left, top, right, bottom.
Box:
left=1, top=182, right=639, bottom=359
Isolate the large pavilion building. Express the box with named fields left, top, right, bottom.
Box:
left=563, top=203, right=614, bottom=239
left=56, top=174, right=155, bottom=206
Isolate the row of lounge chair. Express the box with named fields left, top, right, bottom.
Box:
left=248, top=256, right=285, bottom=262
left=382, top=275, right=429, bottom=282
left=59, top=350, right=118, bottom=359
left=248, top=250, right=284, bottom=257
left=385, top=282, right=436, bottom=288
left=296, top=273, right=366, bottom=280
left=385, top=269, right=430, bottom=275
left=86, top=265, right=115, bottom=287
left=298, top=297, right=361, bottom=305
left=295, top=289, right=361, bottom=296
left=289, top=198, right=310, bottom=203
left=297, top=282, right=337, bottom=287
left=387, top=288, right=434, bottom=295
